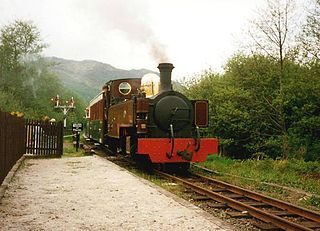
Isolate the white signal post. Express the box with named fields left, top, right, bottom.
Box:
left=51, top=95, right=75, bottom=128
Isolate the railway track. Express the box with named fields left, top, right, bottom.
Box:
left=84, top=143, right=320, bottom=230
left=154, top=169, right=320, bottom=231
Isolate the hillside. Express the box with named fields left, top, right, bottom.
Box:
left=46, top=57, right=157, bottom=102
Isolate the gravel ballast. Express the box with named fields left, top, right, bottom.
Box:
left=0, top=155, right=234, bottom=230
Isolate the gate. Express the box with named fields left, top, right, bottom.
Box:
left=25, top=120, right=63, bottom=156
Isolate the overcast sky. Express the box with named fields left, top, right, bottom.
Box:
left=0, top=0, right=307, bottom=79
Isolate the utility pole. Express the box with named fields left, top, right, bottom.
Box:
left=51, top=95, right=75, bottom=128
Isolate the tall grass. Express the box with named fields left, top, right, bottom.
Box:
left=199, top=155, right=320, bottom=208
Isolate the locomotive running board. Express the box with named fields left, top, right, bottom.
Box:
left=137, top=138, right=218, bottom=163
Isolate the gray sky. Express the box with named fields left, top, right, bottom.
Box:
left=0, top=0, right=307, bottom=79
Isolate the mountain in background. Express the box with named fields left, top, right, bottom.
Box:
left=46, top=57, right=157, bottom=102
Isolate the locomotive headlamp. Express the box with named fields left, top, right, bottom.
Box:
left=119, top=82, right=132, bottom=95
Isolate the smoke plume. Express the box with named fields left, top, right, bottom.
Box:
left=76, top=0, right=169, bottom=63
left=149, top=38, right=169, bottom=63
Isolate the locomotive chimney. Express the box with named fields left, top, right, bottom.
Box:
left=158, top=63, right=174, bottom=92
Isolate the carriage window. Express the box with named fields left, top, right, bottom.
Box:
left=119, top=82, right=131, bottom=95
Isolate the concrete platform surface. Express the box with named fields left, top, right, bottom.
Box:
left=0, top=155, right=234, bottom=231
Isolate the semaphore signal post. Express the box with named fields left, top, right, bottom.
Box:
left=51, top=95, right=75, bottom=128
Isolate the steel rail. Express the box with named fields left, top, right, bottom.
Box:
left=194, top=172, right=320, bottom=223
left=155, top=170, right=314, bottom=231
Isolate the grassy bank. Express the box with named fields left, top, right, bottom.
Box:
left=62, top=136, right=91, bottom=157
left=196, top=155, right=320, bottom=210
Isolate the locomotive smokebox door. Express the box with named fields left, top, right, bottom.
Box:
left=154, top=94, right=191, bottom=131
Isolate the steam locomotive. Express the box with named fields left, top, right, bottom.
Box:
left=86, top=63, right=218, bottom=169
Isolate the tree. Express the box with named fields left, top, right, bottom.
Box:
left=183, top=1, right=320, bottom=160
left=0, top=20, right=85, bottom=123
left=0, top=20, right=46, bottom=68
left=284, top=62, right=320, bottom=160
left=185, top=54, right=320, bottom=161
left=299, top=0, right=320, bottom=62
left=0, top=20, right=46, bottom=90
left=0, top=20, right=46, bottom=94
left=247, top=0, right=298, bottom=158
left=184, top=66, right=262, bottom=158
left=249, top=0, right=296, bottom=71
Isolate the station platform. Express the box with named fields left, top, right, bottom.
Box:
left=0, top=155, right=234, bottom=230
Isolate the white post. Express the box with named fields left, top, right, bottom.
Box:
left=63, top=107, right=68, bottom=128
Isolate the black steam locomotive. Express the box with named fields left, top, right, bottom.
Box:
left=86, top=63, right=218, bottom=168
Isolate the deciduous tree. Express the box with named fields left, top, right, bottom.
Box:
left=0, top=20, right=46, bottom=68
left=247, top=0, right=298, bottom=158
left=299, top=0, right=320, bottom=62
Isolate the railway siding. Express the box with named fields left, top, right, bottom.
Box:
left=0, top=155, right=234, bottom=231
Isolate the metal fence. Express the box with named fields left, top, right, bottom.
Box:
left=25, top=120, right=63, bottom=156
left=0, top=111, right=25, bottom=185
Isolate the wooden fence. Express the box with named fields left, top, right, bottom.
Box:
left=0, top=111, right=25, bottom=185
left=25, top=120, right=63, bottom=156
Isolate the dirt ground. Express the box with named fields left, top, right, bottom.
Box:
left=0, top=155, right=234, bottom=231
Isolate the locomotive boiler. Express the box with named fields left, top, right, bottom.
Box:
left=86, top=63, right=218, bottom=169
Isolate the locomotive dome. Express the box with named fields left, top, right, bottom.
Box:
left=141, top=73, right=160, bottom=97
